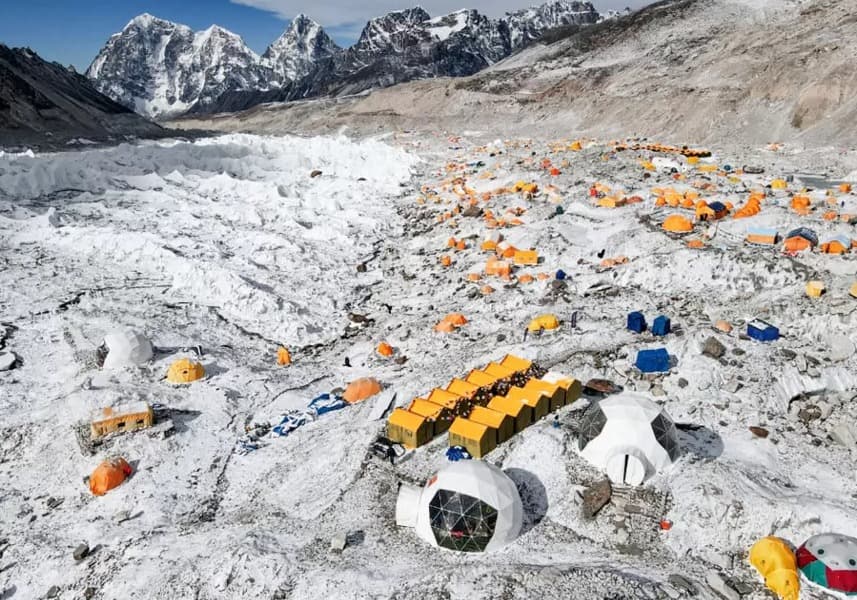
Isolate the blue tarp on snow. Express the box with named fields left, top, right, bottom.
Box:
left=308, top=393, right=348, bottom=416
left=272, top=412, right=313, bottom=437
left=635, top=348, right=671, bottom=373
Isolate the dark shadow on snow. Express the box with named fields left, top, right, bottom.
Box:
left=505, top=468, right=549, bottom=535
left=676, top=423, right=724, bottom=460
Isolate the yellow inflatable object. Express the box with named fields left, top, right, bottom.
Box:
left=749, top=536, right=800, bottom=600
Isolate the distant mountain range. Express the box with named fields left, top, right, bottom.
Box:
left=86, top=1, right=607, bottom=119
left=0, top=44, right=163, bottom=149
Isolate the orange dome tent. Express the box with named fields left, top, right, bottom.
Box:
left=377, top=342, right=394, bottom=357
left=820, top=235, right=851, bottom=255
left=733, top=197, right=761, bottom=218
left=435, top=313, right=468, bottom=332
left=343, top=377, right=382, bottom=403
left=662, top=214, right=693, bottom=234
left=277, top=346, right=292, bottom=366
left=791, top=195, right=811, bottom=213
left=89, top=457, right=133, bottom=496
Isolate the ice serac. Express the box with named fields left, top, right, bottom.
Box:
left=86, top=13, right=272, bottom=118
left=263, top=14, right=342, bottom=83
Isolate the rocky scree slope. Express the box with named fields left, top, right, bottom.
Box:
left=0, top=44, right=163, bottom=149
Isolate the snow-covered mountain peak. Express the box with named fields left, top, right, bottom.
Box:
left=88, top=0, right=601, bottom=117
left=263, top=14, right=341, bottom=82
left=123, top=13, right=188, bottom=33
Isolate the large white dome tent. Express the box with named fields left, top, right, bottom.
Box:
left=98, top=328, right=154, bottom=370
left=396, top=460, right=523, bottom=552
left=577, top=393, right=680, bottom=486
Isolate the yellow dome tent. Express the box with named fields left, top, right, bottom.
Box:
left=662, top=214, right=693, bottom=233
left=806, top=281, right=826, bottom=297
left=771, top=179, right=788, bottom=190
left=528, top=314, right=560, bottom=332
left=749, top=536, right=799, bottom=600
left=167, top=358, right=205, bottom=384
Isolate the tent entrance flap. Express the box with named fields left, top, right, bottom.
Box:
left=606, top=452, right=646, bottom=486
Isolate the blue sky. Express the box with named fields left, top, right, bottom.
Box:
left=0, top=0, right=645, bottom=72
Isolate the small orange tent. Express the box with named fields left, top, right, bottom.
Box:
left=377, top=342, right=394, bottom=357
left=435, top=313, right=468, bottom=332
left=791, top=195, right=811, bottom=212
left=343, top=377, right=382, bottom=403
left=89, top=457, right=132, bottom=496
left=485, top=258, right=512, bottom=278
left=277, top=346, right=292, bottom=366
left=820, top=236, right=850, bottom=255
left=662, top=214, right=693, bottom=233
left=733, top=198, right=761, bottom=218
left=783, top=237, right=814, bottom=253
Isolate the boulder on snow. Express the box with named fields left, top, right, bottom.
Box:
left=461, top=205, right=482, bottom=218
left=73, top=543, right=89, bottom=561
left=702, top=337, right=726, bottom=359
left=581, top=479, right=612, bottom=519
left=0, top=352, right=16, bottom=371
left=310, top=169, right=322, bottom=178
left=705, top=571, right=739, bottom=600
left=749, top=426, right=769, bottom=438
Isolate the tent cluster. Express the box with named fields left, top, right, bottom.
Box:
left=615, top=142, right=711, bottom=158
left=386, top=355, right=581, bottom=458
left=749, top=533, right=857, bottom=598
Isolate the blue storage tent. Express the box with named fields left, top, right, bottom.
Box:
left=747, top=319, right=779, bottom=342
left=627, top=311, right=647, bottom=333
left=635, top=348, right=671, bottom=373
left=652, top=316, right=671, bottom=336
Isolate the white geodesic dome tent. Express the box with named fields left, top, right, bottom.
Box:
left=396, top=460, right=523, bottom=552
left=100, top=329, right=153, bottom=370
left=577, top=393, right=680, bottom=486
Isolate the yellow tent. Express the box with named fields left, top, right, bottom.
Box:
left=771, top=179, right=788, bottom=190
left=499, top=354, right=533, bottom=374
left=524, top=379, right=564, bottom=412
left=166, top=358, right=205, bottom=384
left=805, top=281, right=825, bottom=298
left=468, top=406, right=515, bottom=444
left=513, top=250, right=539, bottom=265
left=851, top=282, right=857, bottom=298
left=749, top=537, right=799, bottom=600
left=506, top=386, right=549, bottom=421
left=662, top=214, right=693, bottom=233
left=448, top=417, right=496, bottom=458
left=386, top=408, right=432, bottom=449
left=528, top=314, right=560, bottom=332
left=487, top=395, right=531, bottom=433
